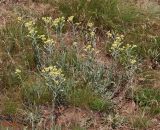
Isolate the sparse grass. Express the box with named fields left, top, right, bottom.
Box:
left=21, top=73, right=53, bottom=105
left=68, top=87, right=114, bottom=112
left=131, top=114, right=151, bottom=130
left=56, top=0, right=144, bottom=30
left=89, top=98, right=113, bottom=112
left=134, top=87, right=160, bottom=117
left=134, top=88, right=160, bottom=107
left=68, top=87, right=95, bottom=108
left=71, top=124, right=86, bottom=130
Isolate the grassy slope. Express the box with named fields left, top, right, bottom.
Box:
left=0, top=0, right=160, bottom=130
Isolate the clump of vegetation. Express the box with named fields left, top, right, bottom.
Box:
left=135, top=88, right=160, bottom=107
left=21, top=74, right=53, bottom=105
left=131, top=115, right=151, bottom=130
left=68, top=87, right=113, bottom=112
left=134, top=87, right=160, bottom=116
left=89, top=98, right=113, bottom=112
left=68, top=88, right=95, bottom=108
left=0, top=15, right=138, bottom=128
left=0, top=0, right=160, bottom=129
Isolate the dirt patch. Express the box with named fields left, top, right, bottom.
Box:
left=136, top=0, right=160, bottom=12
left=36, top=106, right=110, bottom=130
left=119, top=100, right=138, bottom=116
left=0, top=3, right=14, bottom=28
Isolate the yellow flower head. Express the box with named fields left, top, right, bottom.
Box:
left=90, top=31, right=95, bottom=37
left=130, top=59, right=136, bottom=64
left=116, top=36, right=121, bottom=41
left=42, top=17, right=52, bottom=24
left=44, top=38, right=55, bottom=45
left=120, top=35, right=124, bottom=39
left=25, top=20, right=37, bottom=36
left=106, top=31, right=112, bottom=38
left=73, top=42, right=78, bottom=46
left=132, top=45, right=137, bottom=48
left=67, top=16, right=74, bottom=22
left=38, top=35, right=47, bottom=41
left=17, top=17, right=22, bottom=22
left=15, top=69, right=21, bottom=74
left=25, top=21, right=35, bottom=28
left=53, top=17, right=65, bottom=27
left=42, top=66, right=65, bottom=85
left=84, top=44, right=94, bottom=52
left=87, top=22, right=94, bottom=28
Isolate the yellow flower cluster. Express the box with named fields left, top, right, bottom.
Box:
left=90, top=31, right=95, bottom=38
left=87, top=22, right=94, bottom=28
left=44, top=38, right=55, bottom=45
left=38, top=35, right=55, bottom=45
left=109, top=33, right=137, bottom=65
left=17, top=17, right=22, bottom=22
left=73, top=42, right=78, bottom=46
left=38, top=35, right=46, bottom=41
left=127, top=44, right=137, bottom=49
left=130, top=59, right=136, bottom=65
left=42, top=16, right=65, bottom=27
left=42, top=66, right=65, bottom=85
left=67, top=16, right=74, bottom=22
left=15, top=69, right=21, bottom=74
left=87, top=22, right=96, bottom=38
left=42, top=17, right=52, bottom=24
left=52, top=17, right=65, bottom=27
left=118, top=44, right=137, bottom=52
left=106, top=31, right=112, bottom=38
left=84, top=44, right=95, bottom=52
left=110, top=34, right=124, bottom=51
left=25, top=20, right=37, bottom=36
